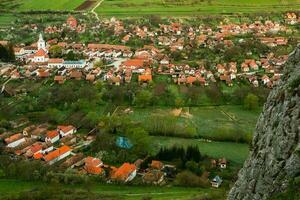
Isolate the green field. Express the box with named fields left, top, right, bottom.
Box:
left=18, top=0, right=86, bottom=11
left=153, top=136, right=249, bottom=165
left=127, top=105, right=260, bottom=143
left=0, top=179, right=224, bottom=200
left=96, top=0, right=300, bottom=16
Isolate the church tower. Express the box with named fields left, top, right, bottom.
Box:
left=37, top=33, right=46, bottom=50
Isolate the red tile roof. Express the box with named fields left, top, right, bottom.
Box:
left=34, top=49, right=48, bottom=57
left=111, top=163, right=136, bottom=181
left=46, top=130, right=59, bottom=139
left=4, top=133, right=23, bottom=144
left=43, top=145, right=71, bottom=162
left=48, top=58, right=64, bottom=63
left=57, top=125, right=75, bottom=133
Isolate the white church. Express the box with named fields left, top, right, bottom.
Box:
left=32, top=33, right=49, bottom=63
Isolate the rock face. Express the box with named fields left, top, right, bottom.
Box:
left=228, top=45, right=300, bottom=200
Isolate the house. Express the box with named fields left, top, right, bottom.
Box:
left=63, top=60, right=86, bottom=69
left=48, top=58, right=64, bottom=68
left=142, top=170, right=164, bottom=185
left=69, top=71, right=83, bottom=80
left=211, top=176, right=222, bottom=188
left=84, top=156, right=104, bottom=175
left=138, top=74, right=152, bottom=83
left=45, top=130, right=60, bottom=143
left=5, top=133, right=26, bottom=148
left=86, top=74, right=96, bottom=82
left=57, top=125, right=76, bottom=137
left=150, top=160, right=164, bottom=170
left=219, top=158, right=227, bottom=169
left=43, top=145, right=72, bottom=165
left=33, top=49, right=49, bottom=63
left=121, top=59, right=145, bottom=71
left=241, top=63, right=249, bottom=72
left=216, top=64, right=226, bottom=74
left=54, top=75, right=66, bottom=84
left=66, top=16, right=78, bottom=29
left=111, top=163, right=137, bottom=182
left=25, top=143, right=43, bottom=158
left=261, top=75, right=270, bottom=84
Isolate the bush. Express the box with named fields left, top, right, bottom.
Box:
left=175, top=171, right=208, bottom=187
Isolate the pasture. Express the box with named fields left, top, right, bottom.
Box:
left=96, top=0, right=300, bottom=16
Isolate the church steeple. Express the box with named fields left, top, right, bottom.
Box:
left=38, top=33, right=46, bottom=50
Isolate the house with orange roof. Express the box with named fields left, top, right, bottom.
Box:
left=45, top=130, right=60, bottom=143
left=54, top=75, right=66, bottom=84
left=57, top=125, right=76, bottom=137
left=121, top=59, right=145, bottom=72
left=33, top=48, right=49, bottom=63
left=111, top=163, right=137, bottom=182
left=66, top=16, right=78, bottom=29
left=150, top=160, right=164, bottom=170
left=5, top=133, right=26, bottom=148
left=84, top=156, right=104, bottom=175
left=25, top=143, right=43, bottom=158
left=43, top=145, right=72, bottom=165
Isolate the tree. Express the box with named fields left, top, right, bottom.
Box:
left=49, top=45, right=63, bottom=58
left=244, top=93, right=259, bottom=110
left=134, top=90, right=153, bottom=107
left=126, top=127, right=152, bottom=157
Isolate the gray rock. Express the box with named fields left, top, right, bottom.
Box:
left=228, top=45, right=300, bottom=200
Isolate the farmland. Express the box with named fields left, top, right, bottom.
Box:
left=95, top=0, right=300, bottom=17
left=0, top=0, right=299, bottom=16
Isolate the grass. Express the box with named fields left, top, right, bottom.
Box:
left=0, top=179, right=224, bottom=200
left=0, top=14, right=16, bottom=28
left=152, top=136, right=249, bottom=165
left=127, top=105, right=261, bottom=143
left=96, top=0, right=300, bottom=17
left=3, top=0, right=86, bottom=11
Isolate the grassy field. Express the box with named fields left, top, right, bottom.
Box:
left=0, top=179, right=225, bottom=200
left=153, top=136, right=249, bottom=165
left=127, top=105, right=260, bottom=143
left=96, top=0, right=300, bottom=16
left=18, top=0, right=86, bottom=11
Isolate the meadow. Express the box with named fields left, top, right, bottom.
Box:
left=0, top=179, right=225, bottom=200
left=127, top=105, right=260, bottom=143
left=96, top=0, right=300, bottom=17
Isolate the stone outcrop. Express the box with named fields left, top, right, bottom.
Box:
left=228, top=45, right=300, bottom=200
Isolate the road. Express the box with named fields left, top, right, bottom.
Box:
left=91, top=0, right=104, bottom=21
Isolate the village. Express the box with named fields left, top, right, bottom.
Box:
left=0, top=122, right=227, bottom=188
left=0, top=12, right=299, bottom=90
left=0, top=10, right=299, bottom=199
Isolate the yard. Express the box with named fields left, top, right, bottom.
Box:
left=96, top=0, right=300, bottom=17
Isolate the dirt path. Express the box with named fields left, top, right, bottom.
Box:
left=91, top=0, right=104, bottom=21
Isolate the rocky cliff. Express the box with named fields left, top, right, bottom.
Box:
left=228, top=45, right=300, bottom=200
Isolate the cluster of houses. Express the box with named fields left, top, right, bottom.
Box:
left=285, top=12, right=300, bottom=25
left=0, top=14, right=295, bottom=88
left=0, top=122, right=228, bottom=187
